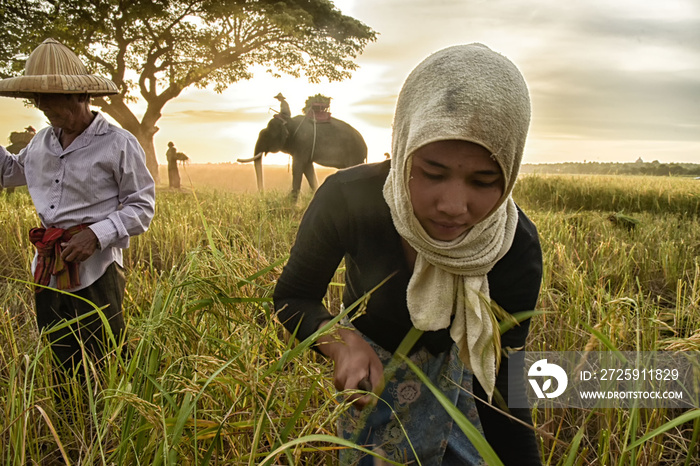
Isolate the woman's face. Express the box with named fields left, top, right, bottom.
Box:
left=408, top=140, right=504, bottom=241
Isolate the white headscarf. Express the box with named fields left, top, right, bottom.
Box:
left=383, top=44, right=531, bottom=399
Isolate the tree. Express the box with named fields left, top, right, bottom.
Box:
left=0, top=0, right=376, bottom=181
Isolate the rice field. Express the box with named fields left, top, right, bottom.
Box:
left=1, top=165, right=698, bottom=465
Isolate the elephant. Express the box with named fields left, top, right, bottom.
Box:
left=237, top=114, right=367, bottom=197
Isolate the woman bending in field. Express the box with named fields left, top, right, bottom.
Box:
left=274, top=43, right=542, bottom=465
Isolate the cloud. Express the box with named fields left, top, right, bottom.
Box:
left=2, top=0, right=697, bottom=164
left=345, top=0, right=700, bottom=161
left=347, top=94, right=396, bottom=127
left=532, top=67, right=700, bottom=141
left=164, top=108, right=264, bottom=124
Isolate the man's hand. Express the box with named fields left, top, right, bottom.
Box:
left=61, top=228, right=99, bottom=262
left=317, top=321, right=384, bottom=409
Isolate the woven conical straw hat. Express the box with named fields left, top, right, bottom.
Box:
left=0, top=38, right=118, bottom=98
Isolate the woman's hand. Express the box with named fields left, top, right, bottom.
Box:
left=316, top=321, right=384, bottom=409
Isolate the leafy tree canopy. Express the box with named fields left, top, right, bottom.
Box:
left=0, top=0, right=376, bottom=179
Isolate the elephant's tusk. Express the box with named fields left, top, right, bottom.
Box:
left=237, top=152, right=264, bottom=163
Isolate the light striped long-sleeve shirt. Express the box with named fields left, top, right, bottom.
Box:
left=0, top=112, right=155, bottom=291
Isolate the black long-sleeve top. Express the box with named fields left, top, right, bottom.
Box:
left=274, top=161, right=543, bottom=465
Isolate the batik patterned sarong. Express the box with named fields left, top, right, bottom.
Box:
left=338, top=331, right=485, bottom=465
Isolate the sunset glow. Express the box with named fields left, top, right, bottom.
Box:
left=1, top=0, right=698, bottom=166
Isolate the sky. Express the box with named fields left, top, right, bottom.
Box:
left=1, top=0, right=699, bottom=166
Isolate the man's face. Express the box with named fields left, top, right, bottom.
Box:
left=408, top=140, right=504, bottom=241
left=31, top=94, right=83, bottom=129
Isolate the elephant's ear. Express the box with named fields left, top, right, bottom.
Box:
left=274, top=117, right=290, bottom=136
left=256, top=116, right=291, bottom=154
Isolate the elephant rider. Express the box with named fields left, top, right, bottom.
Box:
left=273, top=44, right=541, bottom=465
left=0, top=38, right=155, bottom=387
left=274, top=92, right=291, bottom=120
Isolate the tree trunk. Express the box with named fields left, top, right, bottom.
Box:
left=132, top=128, right=160, bottom=184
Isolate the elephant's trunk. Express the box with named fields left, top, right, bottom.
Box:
left=237, top=152, right=265, bottom=164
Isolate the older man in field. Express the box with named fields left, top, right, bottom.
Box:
left=0, top=38, right=155, bottom=381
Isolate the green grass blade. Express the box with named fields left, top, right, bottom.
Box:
left=258, top=433, right=405, bottom=465
left=264, top=272, right=397, bottom=378
left=399, top=354, right=505, bottom=466
left=499, top=309, right=547, bottom=335
left=235, top=255, right=288, bottom=288
left=625, top=409, right=700, bottom=450
left=562, top=426, right=585, bottom=466
left=579, top=321, right=628, bottom=364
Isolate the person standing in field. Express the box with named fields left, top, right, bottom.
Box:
left=1, top=125, right=36, bottom=195
left=273, top=44, right=542, bottom=465
left=165, top=141, right=189, bottom=189
left=6, top=125, right=36, bottom=154
left=0, top=38, right=155, bottom=384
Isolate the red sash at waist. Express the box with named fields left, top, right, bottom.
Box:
left=28, top=224, right=90, bottom=292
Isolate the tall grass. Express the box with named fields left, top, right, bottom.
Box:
left=1, top=187, right=345, bottom=465
left=514, top=176, right=700, bottom=466
left=1, top=171, right=699, bottom=465
left=514, top=174, right=700, bottom=217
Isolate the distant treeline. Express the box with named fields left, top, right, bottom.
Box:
left=521, top=161, right=700, bottom=177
